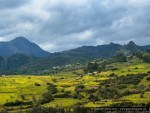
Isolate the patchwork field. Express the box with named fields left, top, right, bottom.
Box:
left=0, top=59, right=150, bottom=112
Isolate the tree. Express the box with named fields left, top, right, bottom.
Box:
left=40, top=92, right=54, bottom=104
left=84, top=62, right=99, bottom=73
left=47, top=83, right=58, bottom=94
left=140, top=91, right=145, bottom=98
left=143, top=54, right=150, bottom=63
left=75, top=85, right=85, bottom=92
left=115, top=53, right=127, bottom=62
left=98, top=63, right=106, bottom=72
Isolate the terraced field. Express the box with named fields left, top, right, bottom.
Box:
left=0, top=58, right=150, bottom=112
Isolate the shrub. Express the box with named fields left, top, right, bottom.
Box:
left=21, top=94, right=25, bottom=100
left=117, top=84, right=127, bottom=89
left=40, top=92, right=54, bottom=104
left=73, top=106, right=88, bottom=113
left=146, top=77, right=150, bottom=81
left=88, top=94, right=99, bottom=102
left=47, top=84, right=58, bottom=94
left=111, top=102, right=135, bottom=107
left=35, top=83, right=41, bottom=86
left=46, top=82, right=51, bottom=85
left=114, top=53, right=127, bottom=62
left=140, top=92, right=144, bottom=98
left=75, top=85, right=85, bottom=92
left=26, top=106, right=57, bottom=113
left=147, top=71, right=150, bottom=74
left=109, top=73, right=116, bottom=77
left=135, top=67, right=138, bottom=69
left=4, top=100, right=32, bottom=106
left=52, top=78, right=57, bottom=83
left=85, top=88, right=97, bottom=94
left=72, top=93, right=83, bottom=99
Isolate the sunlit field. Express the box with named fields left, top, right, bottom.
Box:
left=0, top=58, right=150, bottom=112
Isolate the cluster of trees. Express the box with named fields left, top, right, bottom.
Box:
left=71, top=72, right=149, bottom=102
left=38, top=83, right=58, bottom=104
left=83, top=53, right=128, bottom=74
left=136, top=52, right=150, bottom=63
left=4, top=100, right=32, bottom=107
left=83, top=62, right=106, bottom=74
left=25, top=106, right=96, bottom=113
left=114, top=53, right=127, bottom=62
left=98, top=73, right=149, bottom=99
left=72, top=85, right=85, bottom=99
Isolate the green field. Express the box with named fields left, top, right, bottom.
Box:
left=0, top=58, right=150, bottom=112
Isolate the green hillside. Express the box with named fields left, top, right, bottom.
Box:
left=0, top=55, right=150, bottom=112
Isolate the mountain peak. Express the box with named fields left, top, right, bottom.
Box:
left=127, top=41, right=136, bottom=46
left=11, top=36, right=29, bottom=42
left=0, top=36, right=49, bottom=58
left=109, top=42, right=115, bottom=45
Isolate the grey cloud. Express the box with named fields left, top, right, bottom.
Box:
left=0, top=0, right=29, bottom=10
left=0, top=0, right=150, bottom=52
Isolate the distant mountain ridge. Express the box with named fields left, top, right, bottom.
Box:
left=62, top=43, right=122, bottom=58
left=61, top=41, right=150, bottom=58
left=0, top=37, right=150, bottom=75
left=15, top=40, right=150, bottom=74
left=0, top=37, right=50, bottom=58
left=0, top=37, right=150, bottom=58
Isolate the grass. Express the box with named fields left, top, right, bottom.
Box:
left=0, top=58, right=150, bottom=112
left=43, top=98, right=83, bottom=107
left=0, top=76, right=52, bottom=105
left=120, top=92, right=150, bottom=104
left=84, top=100, right=115, bottom=107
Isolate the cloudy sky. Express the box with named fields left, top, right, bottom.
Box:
left=0, top=0, right=150, bottom=52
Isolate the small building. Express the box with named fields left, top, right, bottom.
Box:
left=88, top=73, right=92, bottom=75
left=93, top=71, right=98, bottom=74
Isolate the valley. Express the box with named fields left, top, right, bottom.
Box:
left=0, top=57, right=150, bottom=112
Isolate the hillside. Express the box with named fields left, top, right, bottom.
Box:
left=0, top=55, right=150, bottom=112
left=13, top=41, right=150, bottom=74
left=0, top=37, right=50, bottom=58
left=0, top=37, right=150, bottom=75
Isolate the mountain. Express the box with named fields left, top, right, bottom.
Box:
left=62, top=43, right=122, bottom=58
left=0, top=39, right=150, bottom=75
left=16, top=41, right=150, bottom=74
left=0, top=37, right=50, bottom=58
left=0, top=53, right=37, bottom=71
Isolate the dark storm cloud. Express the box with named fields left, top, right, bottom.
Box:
left=0, top=0, right=150, bottom=52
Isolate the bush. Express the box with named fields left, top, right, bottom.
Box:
left=114, top=53, right=127, bottom=62
left=85, top=88, right=97, bottom=94
left=122, top=90, right=140, bottom=96
left=4, top=100, right=32, bottom=106
left=75, top=85, right=85, bottom=92
left=73, top=106, right=88, bottom=113
left=109, top=73, right=116, bottom=77
left=88, top=94, right=99, bottom=102
left=135, top=67, right=138, bottom=69
left=40, top=92, right=54, bottom=104
left=140, top=92, right=144, bottom=98
left=110, top=102, right=135, bottom=107
left=47, top=84, right=58, bottom=94
left=26, top=106, right=57, bottom=113
left=143, top=54, right=150, bottom=63
left=146, top=77, right=150, bottom=81
left=117, top=84, right=127, bottom=89
left=35, top=83, right=41, bottom=86
left=147, top=71, right=150, bottom=74
left=72, top=93, right=84, bottom=99
left=21, top=94, right=25, bottom=100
